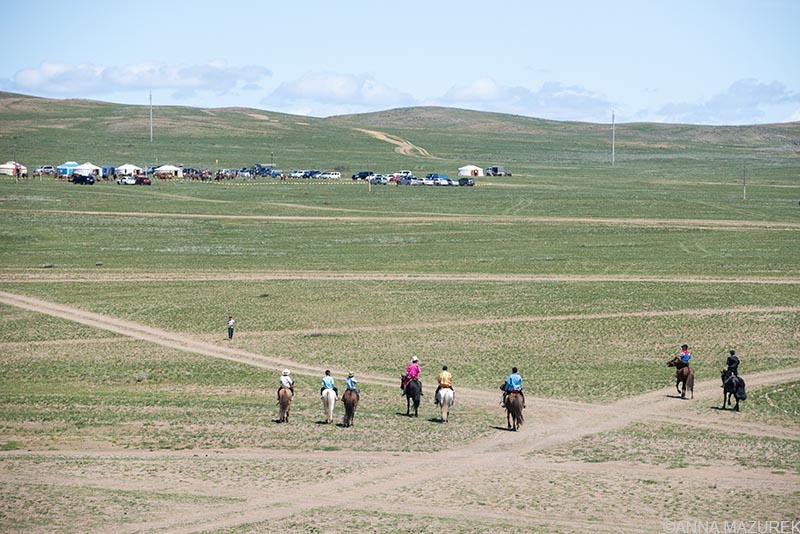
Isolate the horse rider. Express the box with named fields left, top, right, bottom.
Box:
left=501, top=366, right=526, bottom=408
left=434, top=365, right=453, bottom=406
left=402, top=356, right=422, bottom=395
left=676, top=344, right=692, bottom=371
left=345, top=371, right=359, bottom=399
left=722, top=349, right=740, bottom=387
left=278, top=369, right=294, bottom=401
left=320, top=369, right=339, bottom=399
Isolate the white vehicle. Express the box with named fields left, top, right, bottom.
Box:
left=396, top=170, right=412, bottom=177
left=289, top=170, right=307, bottom=178
left=318, top=171, right=341, bottom=179
left=434, top=177, right=450, bottom=186
left=116, top=176, right=136, bottom=185
left=422, top=176, right=435, bottom=186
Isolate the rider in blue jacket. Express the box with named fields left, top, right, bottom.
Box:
left=501, top=367, right=526, bottom=408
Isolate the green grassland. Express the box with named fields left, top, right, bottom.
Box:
left=0, top=93, right=798, bottom=533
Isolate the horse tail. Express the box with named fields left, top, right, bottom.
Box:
left=736, top=378, right=747, bottom=401
left=686, top=371, right=694, bottom=393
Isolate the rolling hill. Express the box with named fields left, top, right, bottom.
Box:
left=1, top=91, right=798, bottom=177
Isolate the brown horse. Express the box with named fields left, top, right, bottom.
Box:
left=342, top=389, right=359, bottom=427
left=278, top=387, right=292, bottom=423
left=505, top=391, right=524, bottom=431
left=667, top=357, right=694, bottom=399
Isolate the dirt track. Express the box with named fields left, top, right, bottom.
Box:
left=354, top=128, right=437, bottom=158
left=1, top=289, right=798, bottom=532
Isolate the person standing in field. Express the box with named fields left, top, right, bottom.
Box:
left=227, top=315, right=235, bottom=340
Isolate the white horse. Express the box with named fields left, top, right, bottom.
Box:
left=321, top=388, right=337, bottom=424
left=437, top=387, right=454, bottom=423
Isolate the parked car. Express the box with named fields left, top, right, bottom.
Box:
left=34, top=165, right=55, bottom=175
left=289, top=170, right=307, bottom=178
left=72, top=174, right=95, bottom=185
left=135, top=176, right=152, bottom=185
left=485, top=166, right=511, bottom=176
left=458, top=177, right=475, bottom=186
left=447, top=178, right=460, bottom=186
left=425, top=173, right=448, bottom=185
left=303, top=170, right=322, bottom=179
left=145, top=165, right=158, bottom=175
left=318, top=171, right=341, bottom=179
left=352, top=170, right=375, bottom=180
left=396, top=170, right=412, bottom=177
left=398, top=175, right=419, bottom=185
left=369, top=175, right=389, bottom=185
left=116, top=176, right=137, bottom=185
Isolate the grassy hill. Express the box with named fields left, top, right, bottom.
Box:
left=1, top=91, right=798, bottom=179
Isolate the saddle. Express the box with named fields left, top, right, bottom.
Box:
left=402, top=376, right=419, bottom=389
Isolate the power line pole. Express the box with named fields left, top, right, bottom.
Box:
left=611, top=110, right=615, bottom=166
left=743, top=165, right=747, bottom=201
left=149, top=91, right=153, bottom=143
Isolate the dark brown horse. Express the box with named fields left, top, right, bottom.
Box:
left=401, top=375, right=421, bottom=417
left=505, top=391, right=524, bottom=431
left=667, top=357, right=694, bottom=399
left=342, top=389, right=359, bottom=427
left=278, top=387, right=292, bottom=423
left=721, top=369, right=747, bottom=411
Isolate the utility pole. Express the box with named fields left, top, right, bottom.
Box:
left=149, top=91, right=153, bottom=143
left=611, top=110, right=615, bottom=166
left=743, top=165, right=747, bottom=201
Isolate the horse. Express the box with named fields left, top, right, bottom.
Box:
left=667, top=357, right=694, bottom=399
left=321, top=388, right=337, bottom=424
left=401, top=375, right=421, bottom=417
left=721, top=369, right=747, bottom=411
left=505, top=390, right=524, bottom=431
left=342, top=389, right=359, bottom=427
left=437, top=387, right=454, bottom=423
left=278, top=387, right=292, bottom=423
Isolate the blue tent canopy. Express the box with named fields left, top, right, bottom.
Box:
left=57, top=161, right=79, bottom=177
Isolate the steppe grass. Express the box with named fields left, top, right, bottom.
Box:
left=395, top=461, right=800, bottom=527
left=0, top=337, right=495, bottom=452
left=542, top=421, right=800, bottom=473
left=2, top=281, right=797, bottom=402
left=0, top=481, right=242, bottom=534
left=2, top=179, right=799, bottom=276
left=734, top=381, right=800, bottom=430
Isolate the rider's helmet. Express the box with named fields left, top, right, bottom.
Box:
left=348, top=371, right=354, bottom=377
left=411, top=356, right=418, bottom=362
left=442, top=365, right=448, bottom=370
left=282, top=369, right=290, bottom=376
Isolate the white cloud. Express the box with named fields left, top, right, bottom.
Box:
left=655, top=79, right=800, bottom=125
left=440, top=78, right=613, bottom=122
left=263, top=72, right=416, bottom=116
left=12, top=61, right=271, bottom=97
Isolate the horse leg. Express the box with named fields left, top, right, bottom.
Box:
left=406, top=396, right=411, bottom=416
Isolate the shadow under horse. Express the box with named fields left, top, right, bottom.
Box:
left=721, top=369, right=747, bottom=411
left=667, top=357, right=694, bottom=399
left=401, top=376, right=421, bottom=417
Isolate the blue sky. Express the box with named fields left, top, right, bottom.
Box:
left=3, top=0, right=799, bottom=124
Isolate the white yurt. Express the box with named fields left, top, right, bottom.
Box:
left=116, top=163, right=143, bottom=176
left=0, top=161, right=27, bottom=176
left=155, top=164, right=183, bottom=178
left=74, top=162, right=102, bottom=176
left=458, top=164, right=484, bottom=177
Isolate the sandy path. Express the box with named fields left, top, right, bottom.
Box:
left=2, top=289, right=798, bottom=532
left=4, top=269, right=799, bottom=285
left=5, top=207, right=800, bottom=230
left=354, top=128, right=436, bottom=158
